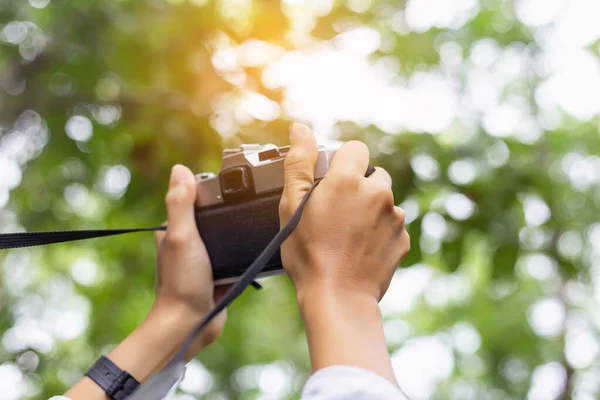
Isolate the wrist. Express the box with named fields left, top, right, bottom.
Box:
left=150, top=297, right=227, bottom=362
left=296, top=283, right=383, bottom=340
left=296, top=282, right=379, bottom=315
left=295, top=282, right=397, bottom=385
left=147, top=300, right=209, bottom=361
left=152, top=295, right=207, bottom=324
left=149, top=298, right=205, bottom=329
left=104, top=302, right=204, bottom=382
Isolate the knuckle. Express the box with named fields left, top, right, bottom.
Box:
left=154, top=231, right=163, bottom=245
left=375, top=182, right=393, bottom=198
left=395, top=207, right=406, bottom=225
left=370, top=182, right=394, bottom=205
left=165, top=190, right=185, bottom=207
left=165, top=231, right=188, bottom=247
left=400, top=230, right=411, bottom=252
left=286, top=171, right=313, bottom=188
left=204, top=322, right=218, bottom=340
left=279, top=197, right=291, bottom=216
left=285, top=149, right=308, bottom=169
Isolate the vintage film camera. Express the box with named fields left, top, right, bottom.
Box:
left=194, top=144, right=338, bottom=284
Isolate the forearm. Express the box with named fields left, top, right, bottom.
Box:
left=297, top=285, right=398, bottom=385
left=64, top=303, right=201, bottom=400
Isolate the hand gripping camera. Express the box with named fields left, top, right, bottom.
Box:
left=195, top=144, right=338, bottom=285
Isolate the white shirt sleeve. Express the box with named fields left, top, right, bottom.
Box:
left=300, top=366, right=409, bottom=400
left=50, top=365, right=408, bottom=400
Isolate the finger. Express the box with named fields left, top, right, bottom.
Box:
left=368, top=167, right=392, bottom=188
left=165, top=164, right=198, bottom=243
left=398, top=228, right=411, bottom=260
left=328, top=141, right=370, bottom=177
left=282, top=122, right=319, bottom=207
left=395, top=206, right=406, bottom=223
left=154, top=221, right=167, bottom=247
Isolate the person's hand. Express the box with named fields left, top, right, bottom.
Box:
left=64, top=165, right=232, bottom=399
left=279, top=123, right=410, bottom=383
left=279, top=123, right=410, bottom=303
left=152, top=164, right=230, bottom=359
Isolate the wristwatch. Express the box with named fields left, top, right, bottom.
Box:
left=84, top=356, right=140, bottom=400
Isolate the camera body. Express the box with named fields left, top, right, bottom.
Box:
left=194, top=144, right=338, bottom=284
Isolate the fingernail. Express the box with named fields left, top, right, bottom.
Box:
left=170, top=164, right=187, bottom=185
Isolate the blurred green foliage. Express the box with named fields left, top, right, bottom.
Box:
left=1, top=0, right=600, bottom=399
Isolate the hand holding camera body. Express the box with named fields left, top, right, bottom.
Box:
left=60, top=125, right=412, bottom=400
left=194, top=143, right=338, bottom=284
left=196, top=136, right=409, bottom=305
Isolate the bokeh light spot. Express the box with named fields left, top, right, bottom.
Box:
left=527, top=362, right=566, bottom=400
left=98, top=165, right=131, bottom=199
left=65, top=116, right=93, bottom=142
left=28, top=0, right=52, bottom=8
left=445, top=193, right=475, bottom=221
left=527, top=297, right=565, bottom=338
left=392, top=335, right=455, bottom=399
left=70, top=258, right=101, bottom=287
left=448, top=159, right=477, bottom=186
left=180, top=361, right=213, bottom=395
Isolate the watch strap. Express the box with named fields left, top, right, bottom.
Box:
left=85, top=356, right=140, bottom=400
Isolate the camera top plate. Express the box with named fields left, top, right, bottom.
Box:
left=195, top=144, right=338, bottom=208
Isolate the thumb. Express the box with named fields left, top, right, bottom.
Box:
left=165, top=164, right=198, bottom=244
left=283, top=123, right=318, bottom=209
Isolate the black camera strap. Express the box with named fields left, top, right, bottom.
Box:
left=0, top=167, right=371, bottom=335
left=0, top=179, right=320, bottom=317
left=173, top=179, right=322, bottom=361
left=0, top=180, right=323, bottom=399
left=0, top=180, right=321, bottom=399
left=0, top=227, right=167, bottom=250
left=128, top=180, right=326, bottom=399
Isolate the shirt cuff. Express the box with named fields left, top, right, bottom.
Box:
left=301, top=365, right=408, bottom=400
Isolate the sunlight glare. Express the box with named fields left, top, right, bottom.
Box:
left=539, top=47, right=600, bottom=121
left=405, top=0, right=478, bottom=33
left=556, top=0, right=600, bottom=47
left=263, top=39, right=458, bottom=136
left=515, top=0, right=565, bottom=27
